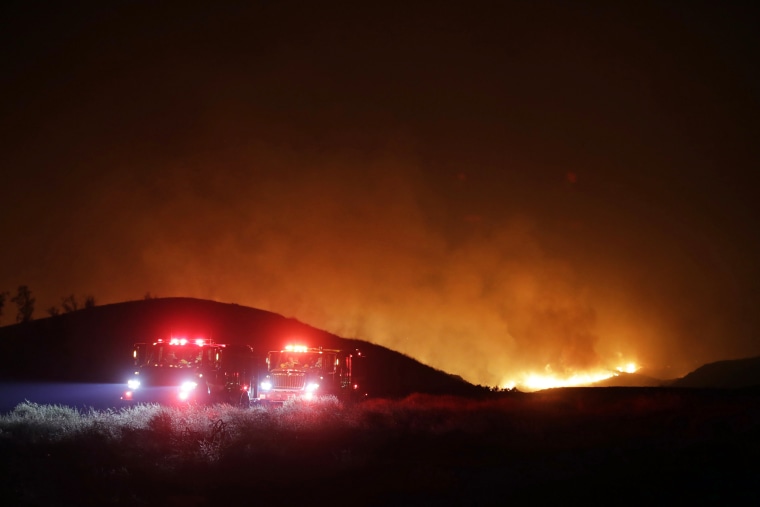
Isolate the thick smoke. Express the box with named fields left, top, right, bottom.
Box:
left=3, top=2, right=757, bottom=384
left=1, top=125, right=746, bottom=384
left=44, top=142, right=647, bottom=387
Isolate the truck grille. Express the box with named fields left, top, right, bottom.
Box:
left=272, top=372, right=305, bottom=390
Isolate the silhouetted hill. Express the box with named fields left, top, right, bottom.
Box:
left=0, top=298, right=483, bottom=398
left=670, top=356, right=760, bottom=388
left=590, top=371, right=666, bottom=387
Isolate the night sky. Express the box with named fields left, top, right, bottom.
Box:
left=2, top=1, right=759, bottom=387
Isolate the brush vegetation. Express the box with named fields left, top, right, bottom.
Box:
left=1, top=389, right=759, bottom=506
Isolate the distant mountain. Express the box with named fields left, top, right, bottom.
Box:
left=0, top=297, right=484, bottom=398
left=670, top=356, right=760, bottom=388
left=587, top=357, right=760, bottom=389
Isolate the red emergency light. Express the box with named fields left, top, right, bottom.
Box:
left=164, top=337, right=207, bottom=346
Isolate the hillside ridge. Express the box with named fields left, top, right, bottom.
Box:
left=0, top=297, right=483, bottom=398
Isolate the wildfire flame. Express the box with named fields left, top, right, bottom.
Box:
left=503, top=362, right=639, bottom=391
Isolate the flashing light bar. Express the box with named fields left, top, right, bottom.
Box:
left=165, top=337, right=207, bottom=346
left=284, top=344, right=309, bottom=352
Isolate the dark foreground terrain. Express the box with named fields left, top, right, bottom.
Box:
left=1, top=387, right=759, bottom=506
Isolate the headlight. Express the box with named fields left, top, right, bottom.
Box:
left=180, top=381, right=198, bottom=392
left=127, top=379, right=141, bottom=390
left=260, top=379, right=272, bottom=391
left=178, top=381, right=198, bottom=401
left=305, top=382, right=320, bottom=392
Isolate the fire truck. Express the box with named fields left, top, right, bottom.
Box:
left=256, top=344, right=366, bottom=404
left=121, top=337, right=257, bottom=406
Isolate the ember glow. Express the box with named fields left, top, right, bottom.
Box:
left=504, top=362, right=640, bottom=392
left=617, top=362, right=638, bottom=374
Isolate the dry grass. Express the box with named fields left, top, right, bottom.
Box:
left=1, top=390, right=759, bottom=506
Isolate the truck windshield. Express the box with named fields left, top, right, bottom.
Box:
left=270, top=352, right=324, bottom=370
left=149, top=344, right=203, bottom=368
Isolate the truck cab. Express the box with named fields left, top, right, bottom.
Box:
left=256, top=344, right=365, bottom=404
left=122, top=337, right=257, bottom=406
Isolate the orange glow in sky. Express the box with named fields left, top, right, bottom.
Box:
left=1, top=2, right=758, bottom=388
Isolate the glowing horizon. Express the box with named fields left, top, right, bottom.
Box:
left=502, top=362, right=640, bottom=392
